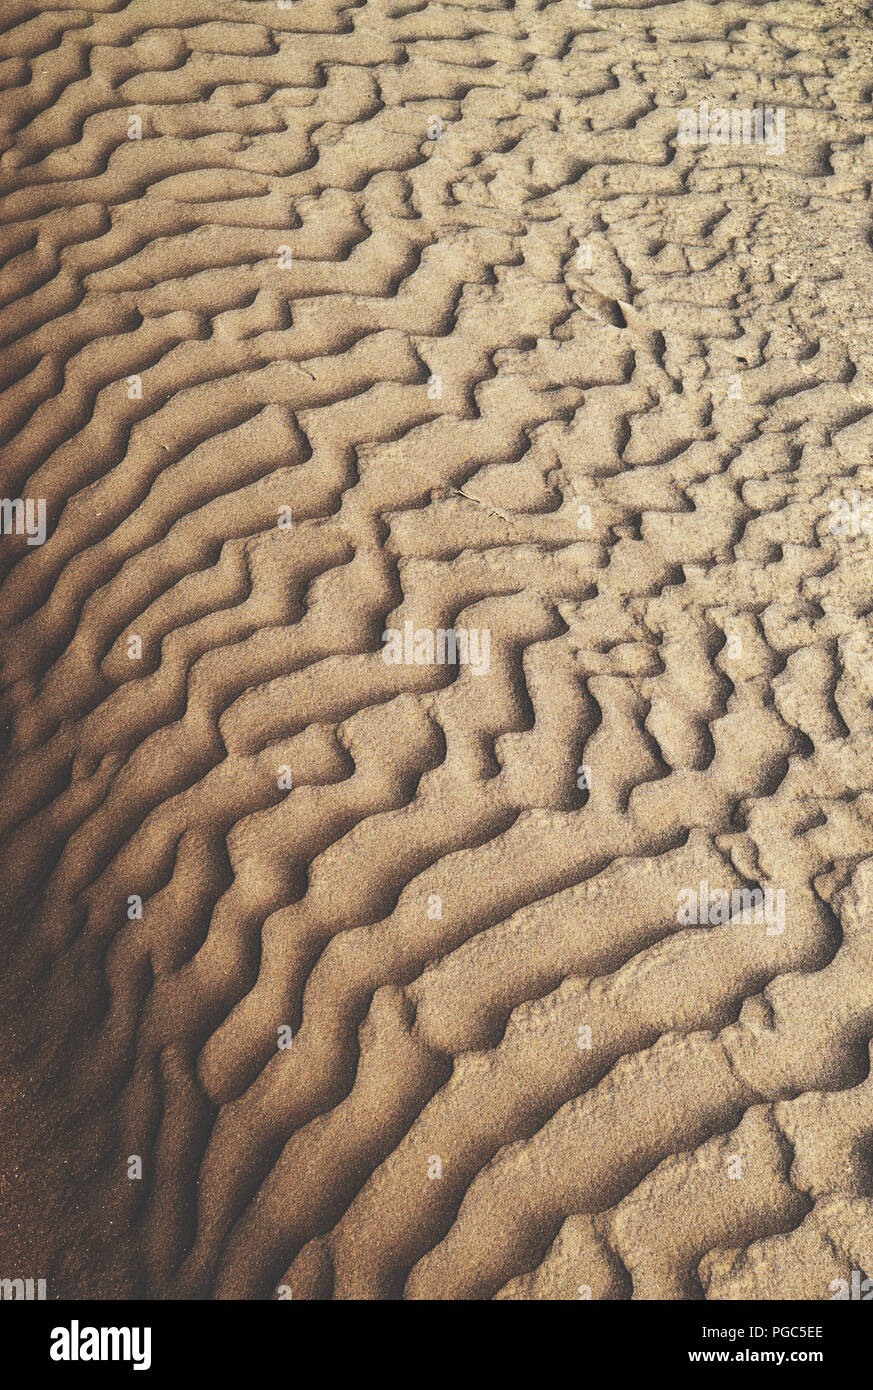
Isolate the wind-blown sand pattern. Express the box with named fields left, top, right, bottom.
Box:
left=1, top=0, right=872, bottom=1302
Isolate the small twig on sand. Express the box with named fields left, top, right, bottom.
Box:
left=451, top=484, right=514, bottom=522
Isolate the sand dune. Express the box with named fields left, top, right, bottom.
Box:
left=1, top=0, right=872, bottom=1300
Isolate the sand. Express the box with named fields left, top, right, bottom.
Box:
left=0, top=0, right=872, bottom=1301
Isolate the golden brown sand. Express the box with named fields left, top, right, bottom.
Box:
left=1, top=0, right=872, bottom=1300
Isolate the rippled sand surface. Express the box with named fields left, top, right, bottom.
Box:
left=1, top=0, right=872, bottom=1299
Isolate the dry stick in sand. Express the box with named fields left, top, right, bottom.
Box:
left=451, top=484, right=514, bottom=522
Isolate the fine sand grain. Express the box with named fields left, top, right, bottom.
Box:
left=1, top=0, right=872, bottom=1300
